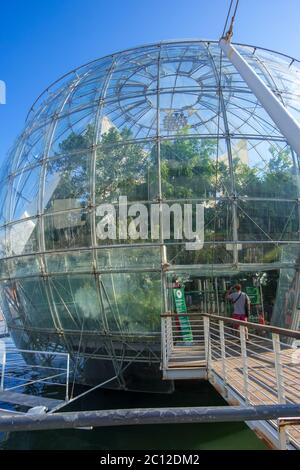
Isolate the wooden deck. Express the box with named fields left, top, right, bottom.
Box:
left=212, top=348, right=300, bottom=449
left=167, top=345, right=206, bottom=369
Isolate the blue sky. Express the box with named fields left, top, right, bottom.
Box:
left=1, top=0, right=300, bottom=163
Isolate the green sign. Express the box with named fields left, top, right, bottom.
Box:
left=246, top=287, right=261, bottom=305
left=172, top=288, right=193, bottom=342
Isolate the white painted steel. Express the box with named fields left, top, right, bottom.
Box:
left=220, top=38, right=300, bottom=157
left=272, top=333, right=286, bottom=404
left=161, top=313, right=300, bottom=449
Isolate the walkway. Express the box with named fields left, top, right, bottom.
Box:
left=161, top=312, right=300, bottom=450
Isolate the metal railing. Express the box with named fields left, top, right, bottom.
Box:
left=161, top=313, right=205, bottom=371
left=0, top=347, right=70, bottom=402
left=161, top=312, right=300, bottom=449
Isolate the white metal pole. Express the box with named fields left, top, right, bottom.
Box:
left=219, top=320, right=227, bottom=386
left=240, top=326, right=249, bottom=404
left=220, top=39, right=300, bottom=157
left=203, top=316, right=211, bottom=376
left=161, top=317, right=167, bottom=373
left=0, top=350, right=6, bottom=391
left=272, top=333, right=286, bottom=404
left=65, top=354, right=70, bottom=402
left=278, top=421, right=288, bottom=451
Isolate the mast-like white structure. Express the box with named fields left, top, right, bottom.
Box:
left=220, top=38, right=300, bottom=157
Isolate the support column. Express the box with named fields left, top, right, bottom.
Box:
left=219, top=39, right=300, bottom=158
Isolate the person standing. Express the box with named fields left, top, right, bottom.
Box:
left=226, top=284, right=250, bottom=330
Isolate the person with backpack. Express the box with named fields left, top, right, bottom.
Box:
left=226, top=284, right=250, bottom=336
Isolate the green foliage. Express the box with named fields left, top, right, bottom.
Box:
left=40, top=125, right=298, bottom=332
left=111, top=274, right=162, bottom=333
left=95, top=128, right=152, bottom=202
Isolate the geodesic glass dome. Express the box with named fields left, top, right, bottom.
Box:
left=1, top=40, right=300, bottom=363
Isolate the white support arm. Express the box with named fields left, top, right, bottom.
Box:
left=220, top=39, right=300, bottom=157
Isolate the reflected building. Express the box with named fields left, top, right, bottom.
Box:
left=0, top=40, right=300, bottom=392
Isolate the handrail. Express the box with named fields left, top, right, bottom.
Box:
left=160, top=312, right=300, bottom=340
left=0, top=347, right=70, bottom=402
left=3, top=347, right=70, bottom=357
left=160, top=310, right=300, bottom=449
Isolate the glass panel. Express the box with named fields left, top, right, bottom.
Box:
left=160, top=92, right=221, bottom=137
left=232, top=139, right=298, bottom=198
left=44, top=209, right=91, bottom=250
left=224, top=91, right=283, bottom=138
left=100, top=271, right=161, bottom=333
left=185, top=199, right=232, bottom=242
left=238, top=201, right=299, bottom=241
left=95, top=202, right=155, bottom=246
left=27, top=72, right=83, bottom=126
left=96, top=246, right=161, bottom=269
left=7, top=219, right=39, bottom=256
left=1, top=278, right=56, bottom=329
left=15, top=124, right=51, bottom=170
left=9, top=165, right=41, bottom=222
left=271, top=245, right=300, bottom=328
left=160, top=138, right=230, bottom=199
left=0, top=178, right=10, bottom=226
left=235, top=47, right=277, bottom=88
left=160, top=43, right=210, bottom=70
left=158, top=44, right=219, bottom=137
left=62, top=62, right=112, bottom=113
left=44, top=150, right=91, bottom=212
left=282, top=94, right=300, bottom=125
left=45, top=250, right=93, bottom=273
left=100, top=94, right=158, bottom=140
left=7, top=255, right=41, bottom=278
left=239, top=46, right=300, bottom=96
left=0, top=226, right=6, bottom=259
left=106, top=46, right=159, bottom=102
left=208, top=43, right=249, bottom=90
left=0, top=260, right=9, bottom=280
left=166, top=243, right=234, bottom=265
left=50, top=275, right=103, bottom=331
left=95, top=139, right=158, bottom=203
left=238, top=243, right=284, bottom=264
left=49, top=107, right=96, bottom=156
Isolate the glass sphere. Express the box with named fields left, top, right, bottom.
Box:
left=1, top=40, right=300, bottom=388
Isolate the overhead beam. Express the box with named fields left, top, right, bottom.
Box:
left=219, top=39, right=300, bottom=157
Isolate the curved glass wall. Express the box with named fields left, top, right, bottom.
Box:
left=1, top=40, right=300, bottom=364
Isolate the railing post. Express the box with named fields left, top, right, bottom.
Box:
left=219, top=320, right=227, bottom=387
left=65, top=354, right=70, bottom=402
left=272, top=333, right=286, bottom=404
left=278, top=420, right=288, bottom=450
left=161, top=317, right=167, bottom=372
left=167, top=317, right=173, bottom=351
left=0, top=349, right=6, bottom=391
left=272, top=332, right=288, bottom=448
left=240, top=326, right=249, bottom=405
left=204, top=316, right=211, bottom=377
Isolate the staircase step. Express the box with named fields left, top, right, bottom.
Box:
left=168, top=360, right=206, bottom=368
